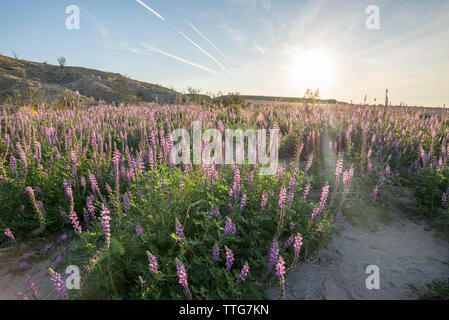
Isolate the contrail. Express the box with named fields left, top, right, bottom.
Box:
left=187, top=21, right=226, bottom=57
left=174, top=27, right=228, bottom=72
left=136, top=0, right=166, bottom=21
left=140, top=44, right=221, bottom=75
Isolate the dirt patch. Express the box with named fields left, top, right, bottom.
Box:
left=0, top=238, right=68, bottom=300
left=267, top=214, right=449, bottom=300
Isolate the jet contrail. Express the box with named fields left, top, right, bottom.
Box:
left=174, top=27, right=228, bottom=72
left=140, top=44, right=221, bottom=75
left=187, top=21, right=226, bottom=57
left=136, top=0, right=166, bottom=21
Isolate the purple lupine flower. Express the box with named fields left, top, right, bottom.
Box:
left=100, top=207, right=112, bottom=248
left=63, top=180, right=73, bottom=200
left=22, top=253, right=31, bottom=259
left=266, top=240, right=279, bottom=275
left=230, top=167, right=241, bottom=201
left=175, top=219, right=184, bottom=243
left=332, top=211, right=342, bottom=224
left=284, top=236, right=293, bottom=248
left=304, top=153, right=314, bottom=173
left=43, top=244, right=53, bottom=253
left=68, top=211, right=82, bottom=235
left=34, top=186, right=43, bottom=196
left=311, top=183, right=330, bottom=222
left=276, top=255, right=286, bottom=300
left=342, top=167, right=354, bottom=192
left=71, top=151, right=78, bottom=186
left=207, top=207, right=220, bottom=219
left=27, top=277, right=38, bottom=300
left=10, top=154, right=17, bottom=176
left=4, top=229, right=15, bottom=243
left=335, top=154, right=343, bottom=182
left=18, top=293, right=30, bottom=300
left=20, top=262, right=29, bottom=270
left=384, top=165, right=391, bottom=179
left=83, top=208, right=90, bottom=230
left=87, top=195, right=96, bottom=219
left=372, top=187, right=378, bottom=202
left=17, top=144, right=27, bottom=172
left=19, top=205, right=25, bottom=214
left=212, top=244, right=220, bottom=262
left=146, top=251, right=158, bottom=275
left=105, top=184, right=113, bottom=194
left=287, top=189, right=294, bottom=208
left=88, top=172, right=101, bottom=195
left=277, top=165, right=284, bottom=185
left=223, top=217, right=236, bottom=238
left=225, top=246, right=234, bottom=272
left=260, top=192, right=268, bottom=213
left=367, top=161, right=373, bottom=173
left=289, top=222, right=295, bottom=233
left=176, top=259, right=191, bottom=299
left=113, top=149, right=121, bottom=180
left=60, top=234, right=68, bottom=241
left=55, top=255, right=63, bottom=264
left=122, top=193, right=131, bottom=215
left=240, top=193, right=247, bottom=213
left=135, top=225, right=144, bottom=235
left=276, top=256, right=285, bottom=300
left=288, top=175, right=296, bottom=192
left=303, top=181, right=311, bottom=200
left=278, top=187, right=287, bottom=213
left=179, top=180, right=185, bottom=194
left=26, top=186, right=45, bottom=227
left=48, top=268, right=68, bottom=300
left=248, top=172, right=253, bottom=188
left=276, top=255, right=285, bottom=279
left=37, top=201, right=45, bottom=216
left=293, top=232, right=303, bottom=264
left=236, top=261, right=250, bottom=284
left=80, top=177, right=86, bottom=192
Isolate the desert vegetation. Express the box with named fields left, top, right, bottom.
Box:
left=1, top=95, right=448, bottom=300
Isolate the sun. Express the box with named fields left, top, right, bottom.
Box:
left=287, top=50, right=337, bottom=93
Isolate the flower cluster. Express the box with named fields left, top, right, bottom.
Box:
left=225, top=246, right=234, bottom=272
left=236, top=261, right=250, bottom=284
left=49, top=268, right=68, bottom=300
left=175, top=219, right=184, bottom=243
left=100, top=207, right=112, bottom=248
left=146, top=250, right=158, bottom=275
left=223, top=217, right=236, bottom=238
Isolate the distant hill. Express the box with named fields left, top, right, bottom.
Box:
left=0, top=55, right=178, bottom=105
left=241, top=95, right=349, bottom=105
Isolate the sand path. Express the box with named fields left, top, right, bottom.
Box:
left=267, top=214, right=449, bottom=299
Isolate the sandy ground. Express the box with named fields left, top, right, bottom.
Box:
left=0, top=239, right=63, bottom=300
left=268, top=129, right=449, bottom=300
left=267, top=211, right=449, bottom=300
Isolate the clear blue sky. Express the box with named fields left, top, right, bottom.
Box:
left=1, top=0, right=448, bottom=107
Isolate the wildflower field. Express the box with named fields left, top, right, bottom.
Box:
left=1, top=100, right=448, bottom=300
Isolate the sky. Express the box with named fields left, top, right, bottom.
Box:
left=0, top=0, right=448, bottom=107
